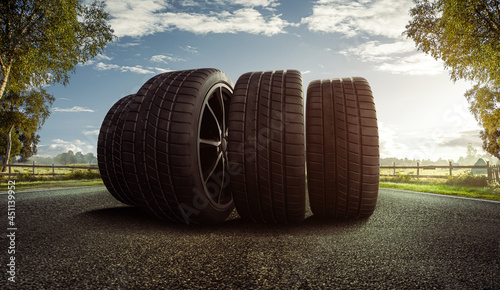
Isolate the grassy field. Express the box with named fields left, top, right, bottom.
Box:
left=1, top=179, right=104, bottom=192
left=380, top=168, right=478, bottom=177
left=0, top=168, right=103, bottom=192
left=379, top=173, right=500, bottom=201
left=4, top=163, right=98, bottom=176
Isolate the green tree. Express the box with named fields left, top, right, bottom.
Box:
left=465, top=83, right=500, bottom=158
left=0, top=0, right=114, bottom=100
left=405, top=0, right=500, bottom=157
left=0, top=89, right=54, bottom=171
left=55, top=150, right=77, bottom=165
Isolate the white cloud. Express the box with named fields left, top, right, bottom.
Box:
left=95, top=62, right=167, bottom=74
left=181, top=0, right=199, bottom=6
left=159, top=9, right=291, bottom=36
left=180, top=45, right=198, bottom=54
left=375, top=53, right=444, bottom=75
left=438, top=130, right=483, bottom=148
left=339, top=40, right=445, bottom=76
left=37, top=139, right=95, bottom=156
left=301, top=0, right=413, bottom=38
left=82, top=130, right=100, bottom=136
left=147, top=67, right=172, bottom=73
left=120, top=65, right=155, bottom=74
left=340, top=41, right=415, bottom=62
left=53, top=106, right=95, bottom=113
left=106, top=0, right=170, bottom=37
left=150, top=54, right=185, bottom=64
left=95, top=54, right=112, bottom=61
left=115, top=42, right=141, bottom=47
left=95, top=62, right=120, bottom=71
left=213, top=0, right=279, bottom=7
left=105, top=0, right=291, bottom=37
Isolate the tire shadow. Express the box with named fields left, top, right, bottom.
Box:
left=78, top=206, right=371, bottom=235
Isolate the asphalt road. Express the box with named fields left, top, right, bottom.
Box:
left=1, top=186, right=499, bottom=289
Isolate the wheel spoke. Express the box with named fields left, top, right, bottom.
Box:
left=217, top=155, right=226, bottom=204
left=204, top=151, right=223, bottom=184
left=200, top=138, right=221, bottom=147
left=217, top=87, right=226, bottom=135
left=206, top=102, right=222, bottom=135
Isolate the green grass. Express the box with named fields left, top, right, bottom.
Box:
left=0, top=169, right=103, bottom=192
left=1, top=179, right=104, bottom=192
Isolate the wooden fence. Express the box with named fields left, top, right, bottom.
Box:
left=0, top=162, right=98, bottom=176
left=380, top=161, right=500, bottom=183
left=2, top=161, right=500, bottom=183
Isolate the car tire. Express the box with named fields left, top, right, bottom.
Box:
left=97, top=94, right=138, bottom=205
left=228, top=70, right=306, bottom=223
left=306, top=77, right=379, bottom=218
left=125, top=69, right=235, bottom=224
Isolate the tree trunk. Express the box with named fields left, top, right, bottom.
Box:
left=0, top=62, right=12, bottom=101
left=1, top=125, right=15, bottom=172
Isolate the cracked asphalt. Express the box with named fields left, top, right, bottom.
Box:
left=1, top=186, right=499, bottom=289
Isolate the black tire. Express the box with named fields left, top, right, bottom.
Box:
left=97, top=94, right=137, bottom=205
left=228, top=70, right=306, bottom=223
left=124, top=69, right=235, bottom=224
left=306, top=77, right=379, bottom=218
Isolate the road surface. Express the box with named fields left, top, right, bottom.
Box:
left=1, top=186, right=499, bottom=288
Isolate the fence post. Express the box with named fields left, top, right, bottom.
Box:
left=449, top=161, right=452, bottom=176
left=417, top=162, right=420, bottom=178
left=52, top=164, right=55, bottom=176
left=393, top=162, right=396, bottom=176
left=32, top=161, right=35, bottom=175
left=487, top=161, right=492, bottom=182
left=9, top=164, right=11, bottom=175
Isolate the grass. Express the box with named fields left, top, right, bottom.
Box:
left=1, top=179, right=104, bottom=192
left=5, top=163, right=97, bottom=176
left=0, top=169, right=103, bottom=192
left=380, top=173, right=500, bottom=201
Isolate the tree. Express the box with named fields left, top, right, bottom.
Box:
left=465, top=83, right=500, bottom=158
left=54, top=150, right=77, bottom=165
left=0, top=0, right=114, bottom=100
left=405, top=0, right=500, bottom=157
left=466, top=142, right=478, bottom=159
left=0, top=89, right=54, bottom=171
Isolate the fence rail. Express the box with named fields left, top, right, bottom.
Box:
left=2, top=162, right=500, bottom=183
left=381, top=161, right=500, bottom=183
left=0, top=163, right=98, bottom=176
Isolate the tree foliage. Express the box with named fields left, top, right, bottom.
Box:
left=29, top=150, right=98, bottom=165
left=465, top=83, right=500, bottom=158
left=0, top=89, right=54, bottom=169
left=405, top=0, right=500, bottom=157
left=0, top=0, right=114, bottom=99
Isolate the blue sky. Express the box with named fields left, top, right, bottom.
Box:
left=39, top=0, right=485, bottom=161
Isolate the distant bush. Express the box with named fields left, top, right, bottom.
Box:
left=445, top=171, right=489, bottom=187
left=63, top=169, right=101, bottom=180
left=14, top=173, right=40, bottom=182
left=380, top=172, right=413, bottom=183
